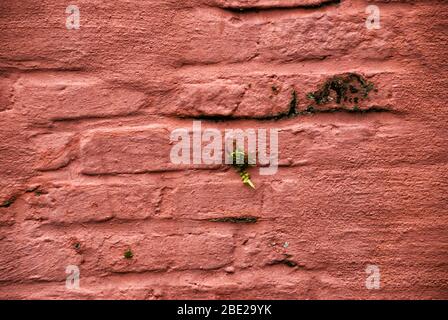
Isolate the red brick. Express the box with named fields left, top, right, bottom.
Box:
left=0, top=268, right=314, bottom=299
left=175, top=5, right=402, bottom=65
left=14, top=73, right=147, bottom=123
left=100, top=231, right=234, bottom=272
left=25, top=183, right=160, bottom=224
left=0, top=76, right=13, bottom=112
left=33, top=133, right=78, bottom=171
left=278, top=119, right=448, bottom=169
left=157, top=75, right=294, bottom=118
left=161, top=182, right=265, bottom=220
left=80, top=124, right=246, bottom=175
left=80, top=126, right=176, bottom=175
left=0, top=0, right=183, bottom=85
left=262, top=166, right=448, bottom=222
left=0, top=233, right=82, bottom=282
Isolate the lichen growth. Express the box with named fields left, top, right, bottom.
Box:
left=0, top=195, right=17, bottom=208
left=307, top=73, right=375, bottom=107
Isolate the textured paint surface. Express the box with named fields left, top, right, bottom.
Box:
left=0, top=0, right=447, bottom=299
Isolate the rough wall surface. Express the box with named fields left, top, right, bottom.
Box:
left=0, top=0, right=447, bottom=299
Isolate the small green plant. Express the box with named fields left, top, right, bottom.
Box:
left=230, top=150, right=255, bottom=189
left=124, top=248, right=133, bottom=259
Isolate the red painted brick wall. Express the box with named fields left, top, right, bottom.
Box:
left=0, top=0, right=447, bottom=299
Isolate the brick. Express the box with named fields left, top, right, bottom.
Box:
left=210, top=0, right=334, bottom=9
left=263, top=166, right=448, bottom=222
left=0, top=117, right=37, bottom=204
left=0, top=76, right=13, bottom=112
left=166, top=80, right=247, bottom=117
left=175, top=9, right=258, bottom=66
left=1, top=262, right=446, bottom=299
left=278, top=120, right=448, bottom=169
left=33, top=133, right=78, bottom=171
left=0, top=234, right=82, bottom=282
left=0, top=268, right=315, bottom=299
left=161, top=182, right=264, bottom=219
left=80, top=126, right=176, bottom=175
left=0, top=1, right=183, bottom=85
left=0, top=206, right=15, bottom=226
left=160, top=72, right=397, bottom=117
left=100, top=232, right=234, bottom=272
left=25, top=183, right=160, bottom=224
left=81, top=124, right=249, bottom=175
left=176, top=6, right=401, bottom=65
left=14, top=73, right=147, bottom=122
left=158, top=75, right=294, bottom=118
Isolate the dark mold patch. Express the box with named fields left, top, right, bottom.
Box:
left=0, top=195, right=17, bottom=208
left=270, top=255, right=298, bottom=268
left=307, top=73, right=375, bottom=105
left=209, top=216, right=258, bottom=224
left=221, top=0, right=341, bottom=13
left=304, top=73, right=386, bottom=113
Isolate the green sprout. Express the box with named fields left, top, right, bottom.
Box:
left=230, top=150, right=255, bottom=189
left=124, top=248, right=133, bottom=259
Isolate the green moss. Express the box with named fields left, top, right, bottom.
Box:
left=230, top=150, right=255, bottom=189
left=0, top=195, right=17, bottom=208
left=124, top=249, right=133, bottom=259
left=306, top=105, right=316, bottom=113
left=287, top=90, right=298, bottom=117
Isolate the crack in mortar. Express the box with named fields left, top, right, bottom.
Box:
left=219, top=0, right=341, bottom=13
